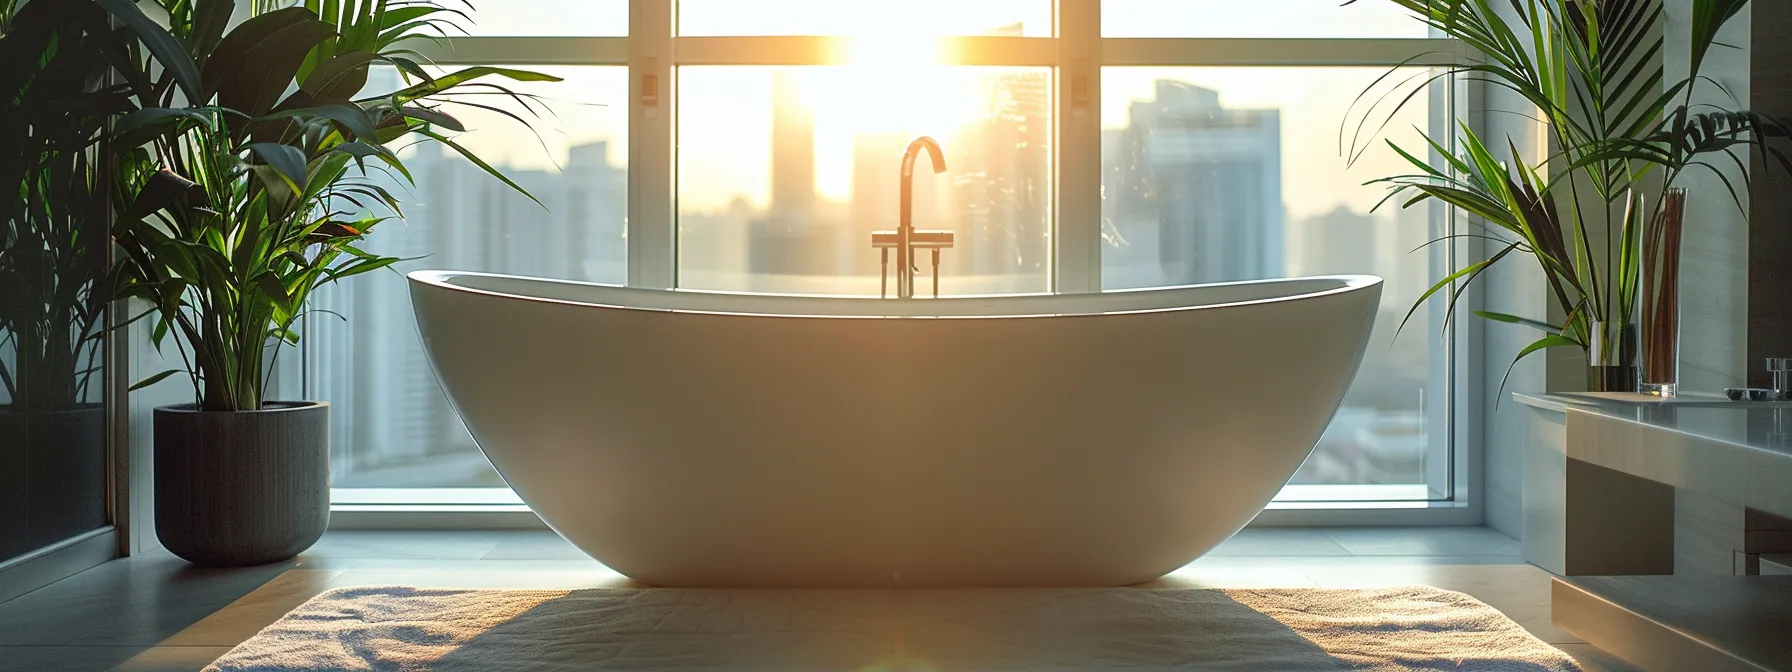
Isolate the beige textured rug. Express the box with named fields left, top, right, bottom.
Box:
left=205, top=586, right=1578, bottom=671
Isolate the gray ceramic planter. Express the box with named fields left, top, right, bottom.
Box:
left=155, top=402, right=330, bottom=566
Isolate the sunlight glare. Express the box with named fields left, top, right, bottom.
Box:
left=848, top=32, right=943, bottom=69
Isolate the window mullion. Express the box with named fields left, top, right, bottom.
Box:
left=629, top=0, right=676, bottom=289
left=1055, top=0, right=1101, bottom=294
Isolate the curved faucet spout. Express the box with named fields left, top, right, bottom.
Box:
left=902, top=136, right=948, bottom=178
left=895, top=137, right=948, bottom=299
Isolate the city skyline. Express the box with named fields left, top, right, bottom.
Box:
left=463, top=0, right=1431, bottom=40
left=432, top=63, right=1434, bottom=229
left=302, top=67, right=1442, bottom=490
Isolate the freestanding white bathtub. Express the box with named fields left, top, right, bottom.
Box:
left=409, top=271, right=1382, bottom=588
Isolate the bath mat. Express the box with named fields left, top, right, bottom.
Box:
left=204, top=586, right=1578, bottom=671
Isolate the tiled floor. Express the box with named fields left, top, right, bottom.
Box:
left=0, top=527, right=1638, bottom=672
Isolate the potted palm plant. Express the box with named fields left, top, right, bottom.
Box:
left=104, top=0, right=556, bottom=566
left=1348, top=0, right=1790, bottom=392
left=0, top=0, right=126, bottom=558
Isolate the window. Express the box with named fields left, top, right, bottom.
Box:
left=1101, top=67, right=1454, bottom=501
left=677, top=66, right=1052, bottom=296
left=464, top=0, right=628, bottom=36
left=678, top=0, right=1051, bottom=37
left=315, top=0, right=1473, bottom=511
left=298, top=66, right=628, bottom=489
left=1102, top=1, right=1433, bottom=38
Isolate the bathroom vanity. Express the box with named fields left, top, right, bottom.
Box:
left=1516, top=393, right=1792, bottom=670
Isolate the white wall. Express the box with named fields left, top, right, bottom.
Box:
left=1668, top=2, right=1752, bottom=394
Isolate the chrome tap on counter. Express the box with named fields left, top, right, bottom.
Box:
left=1725, top=358, right=1792, bottom=401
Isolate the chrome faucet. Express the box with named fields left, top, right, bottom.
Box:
left=1727, top=358, right=1792, bottom=401
left=872, top=137, right=953, bottom=298
left=1771, top=358, right=1792, bottom=400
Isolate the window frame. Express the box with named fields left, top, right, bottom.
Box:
left=335, top=0, right=1487, bottom=525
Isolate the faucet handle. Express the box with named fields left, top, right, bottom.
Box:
left=1769, top=358, right=1792, bottom=402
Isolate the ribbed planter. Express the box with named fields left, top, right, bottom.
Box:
left=155, top=402, right=330, bottom=567
left=0, top=406, right=107, bottom=561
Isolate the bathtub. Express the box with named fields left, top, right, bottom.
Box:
left=409, top=271, right=1382, bottom=588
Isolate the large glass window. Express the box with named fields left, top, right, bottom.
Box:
left=464, top=0, right=628, bottom=36
left=309, top=0, right=1472, bottom=510
left=1102, top=1, right=1433, bottom=39
left=677, top=66, right=1052, bottom=296
left=1102, top=67, right=1452, bottom=500
left=678, top=1, right=1052, bottom=37
left=301, top=67, right=628, bottom=488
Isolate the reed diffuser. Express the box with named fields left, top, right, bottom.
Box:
left=1640, top=188, right=1687, bottom=398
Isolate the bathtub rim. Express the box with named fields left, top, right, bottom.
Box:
left=407, top=270, right=1383, bottom=321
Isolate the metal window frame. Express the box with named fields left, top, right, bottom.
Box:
left=343, top=0, right=1487, bottom=525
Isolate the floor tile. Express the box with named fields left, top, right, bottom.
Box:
left=1296, top=563, right=1579, bottom=644
left=0, top=552, right=291, bottom=646
left=1553, top=643, right=1644, bottom=672
left=1208, top=529, right=1351, bottom=556
left=297, top=530, right=508, bottom=561
left=0, top=646, right=142, bottom=672
left=481, top=531, right=591, bottom=560
left=1137, top=566, right=1319, bottom=589
left=1187, top=554, right=1528, bottom=568
left=1323, top=526, right=1522, bottom=556
left=325, top=567, right=646, bottom=591
left=160, top=570, right=345, bottom=647
left=287, top=558, right=609, bottom=571
left=109, top=646, right=236, bottom=672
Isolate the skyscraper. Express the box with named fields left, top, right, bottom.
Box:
left=1102, top=80, right=1285, bottom=289
left=748, top=70, right=835, bottom=283
left=295, top=131, right=628, bottom=487
left=947, top=69, right=1051, bottom=292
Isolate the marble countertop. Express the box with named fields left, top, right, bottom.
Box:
left=1515, top=391, right=1792, bottom=516
left=1515, top=391, right=1792, bottom=456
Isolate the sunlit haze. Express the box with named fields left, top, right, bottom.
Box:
left=443, top=1, right=1434, bottom=220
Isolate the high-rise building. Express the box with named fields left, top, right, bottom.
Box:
left=947, top=69, right=1051, bottom=293
left=1297, top=206, right=1379, bottom=278
left=748, top=71, right=835, bottom=282
left=295, top=131, right=628, bottom=486
left=1102, top=80, right=1285, bottom=289
left=848, top=131, right=907, bottom=278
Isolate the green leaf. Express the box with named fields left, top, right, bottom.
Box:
left=1498, top=334, right=1585, bottom=400
left=1399, top=241, right=1522, bottom=339
left=113, top=107, right=216, bottom=138
left=129, top=369, right=184, bottom=392
left=191, top=0, right=237, bottom=59
left=205, top=7, right=320, bottom=95
left=124, top=170, right=205, bottom=222
left=418, top=129, right=544, bottom=207
left=256, top=272, right=295, bottom=314
left=297, top=50, right=380, bottom=103
left=378, top=5, right=456, bottom=31
left=1473, top=311, right=1564, bottom=334
left=401, top=105, right=466, bottom=132
left=326, top=255, right=402, bottom=281
left=248, top=143, right=309, bottom=192
left=389, top=66, right=562, bottom=103
left=212, top=10, right=338, bottom=118
left=96, top=0, right=204, bottom=103
left=258, top=104, right=380, bottom=142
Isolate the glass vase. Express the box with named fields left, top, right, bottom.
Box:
left=1588, top=319, right=1637, bottom=393
left=1639, top=188, right=1687, bottom=398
